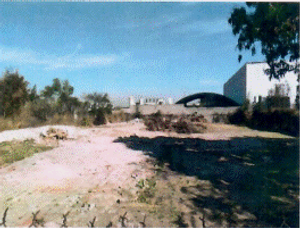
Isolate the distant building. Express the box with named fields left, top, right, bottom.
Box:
left=129, top=96, right=173, bottom=106
left=223, top=62, right=299, bottom=107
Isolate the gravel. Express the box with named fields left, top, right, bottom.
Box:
left=0, top=125, right=83, bottom=143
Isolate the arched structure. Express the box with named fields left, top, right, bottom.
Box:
left=176, top=92, right=240, bottom=107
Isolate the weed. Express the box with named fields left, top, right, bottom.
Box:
left=136, top=179, right=145, bottom=189
left=158, top=213, right=164, bottom=220
left=0, top=140, right=52, bottom=166
left=170, top=204, right=180, bottom=221
left=137, top=178, right=157, bottom=204
left=146, top=178, right=156, bottom=188
left=137, top=195, right=147, bottom=203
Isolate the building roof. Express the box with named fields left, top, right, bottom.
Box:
left=176, top=92, right=240, bottom=107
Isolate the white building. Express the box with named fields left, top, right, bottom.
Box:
left=128, top=96, right=173, bottom=106
left=223, top=62, right=299, bottom=106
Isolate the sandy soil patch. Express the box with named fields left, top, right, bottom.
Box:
left=0, top=122, right=296, bottom=227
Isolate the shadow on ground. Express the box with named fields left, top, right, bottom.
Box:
left=114, top=135, right=299, bottom=227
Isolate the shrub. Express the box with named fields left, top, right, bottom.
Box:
left=190, top=113, right=207, bottom=123
left=152, top=110, right=162, bottom=118
left=172, top=118, right=196, bottom=133
left=144, top=114, right=205, bottom=133
left=48, top=113, right=76, bottom=126
left=0, top=117, right=15, bottom=132
left=228, top=108, right=249, bottom=125
left=133, top=111, right=143, bottom=119
left=26, top=100, right=53, bottom=122
left=78, top=116, right=94, bottom=127
left=93, top=109, right=106, bottom=125
left=241, top=98, right=250, bottom=111
left=212, top=113, right=229, bottom=123
left=107, top=110, right=128, bottom=123
left=250, top=109, right=299, bottom=136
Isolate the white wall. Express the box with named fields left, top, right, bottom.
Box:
left=122, top=104, right=238, bottom=122
left=223, top=64, right=247, bottom=105
left=246, top=62, right=298, bottom=106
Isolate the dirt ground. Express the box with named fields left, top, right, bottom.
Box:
left=0, top=121, right=297, bottom=227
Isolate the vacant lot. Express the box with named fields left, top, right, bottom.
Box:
left=0, top=122, right=298, bottom=227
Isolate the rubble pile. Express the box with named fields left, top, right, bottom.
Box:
left=40, top=128, right=68, bottom=140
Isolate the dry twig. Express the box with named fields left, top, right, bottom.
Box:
left=29, top=210, right=44, bottom=228
left=199, top=213, right=205, bottom=228
left=0, top=207, right=8, bottom=227
left=119, top=212, right=128, bottom=227
left=61, top=211, right=70, bottom=228
left=139, top=214, right=147, bottom=227
left=87, top=216, right=96, bottom=227
left=106, top=221, right=113, bottom=227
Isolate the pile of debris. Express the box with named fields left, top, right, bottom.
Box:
left=144, top=113, right=207, bottom=134
left=40, top=128, right=68, bottom=140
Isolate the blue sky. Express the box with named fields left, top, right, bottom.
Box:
left=0, top=2, right=265, bottom=106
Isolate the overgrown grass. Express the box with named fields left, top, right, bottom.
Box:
left=228, top=108, right=299, bottom=136
left=0, top=110, right=133, bottom=133
left=0, top=139, right=52, bottom=166
left=136, top=178, right=157, bottom=204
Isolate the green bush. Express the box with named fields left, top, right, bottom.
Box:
left=93, top=109, right=106, bottom=125
left=78, top=116, right=94, bottom=127
left=228, top=108, right=249, bottom=125
left=228, top=108, right=299, bottom=136
left=29, top=100, right=53, bottom=122
left=250, top=109, right=299, bottom=136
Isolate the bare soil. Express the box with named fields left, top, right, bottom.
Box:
left=0, top=122, right=297, bottom=227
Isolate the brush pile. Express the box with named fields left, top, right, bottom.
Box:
left=144, top=112, right=207, bottom=134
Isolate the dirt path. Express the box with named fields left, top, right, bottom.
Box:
left=0, top=122, right=295, bottom=227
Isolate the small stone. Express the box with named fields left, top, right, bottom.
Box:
left=218, top=156, right=228, bottom=162
left=116, top=199, right=121, bottom=204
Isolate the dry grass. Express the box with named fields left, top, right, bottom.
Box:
left=106, top=110, right=131, bottom=123
left=0, top=114, right=93, bottom=132
left=0, top=139, right=52, bottom=167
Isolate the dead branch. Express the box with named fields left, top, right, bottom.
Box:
left=0, top=207, right=8, bottom=227
left=280, top=219, right=290, bottom=228
left=87, top=216, right=96, bottom=227
left=29, top=210, right=44, bottom=228
left=199, top=213, right=205, bottom=228
left=61, top=211, right=70, bottom=228
left=139, top=214, right=147, bottom=227
left=119, top=212, right=128, bottom=227
left=106, top=221, right=113, bottom=227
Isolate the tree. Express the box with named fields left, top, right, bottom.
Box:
left=28, top=85, right=39, bottom=102
left=228, top=3, right=299, bottom=80
left=84, top=93, right=113, bottom=125
left=85, top=93, right=113, bottom=115
left=265, top=83, right=291, bottom=109
left=41, top=78, right=64, bottom=101
left=0, top=70, right=29, bottom=117
left=41, top=78, right=77, bottom=114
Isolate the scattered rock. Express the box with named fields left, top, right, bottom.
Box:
left=46, top=128, right=68, bottom=140
left=218, top=156, right=228, bottom=162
